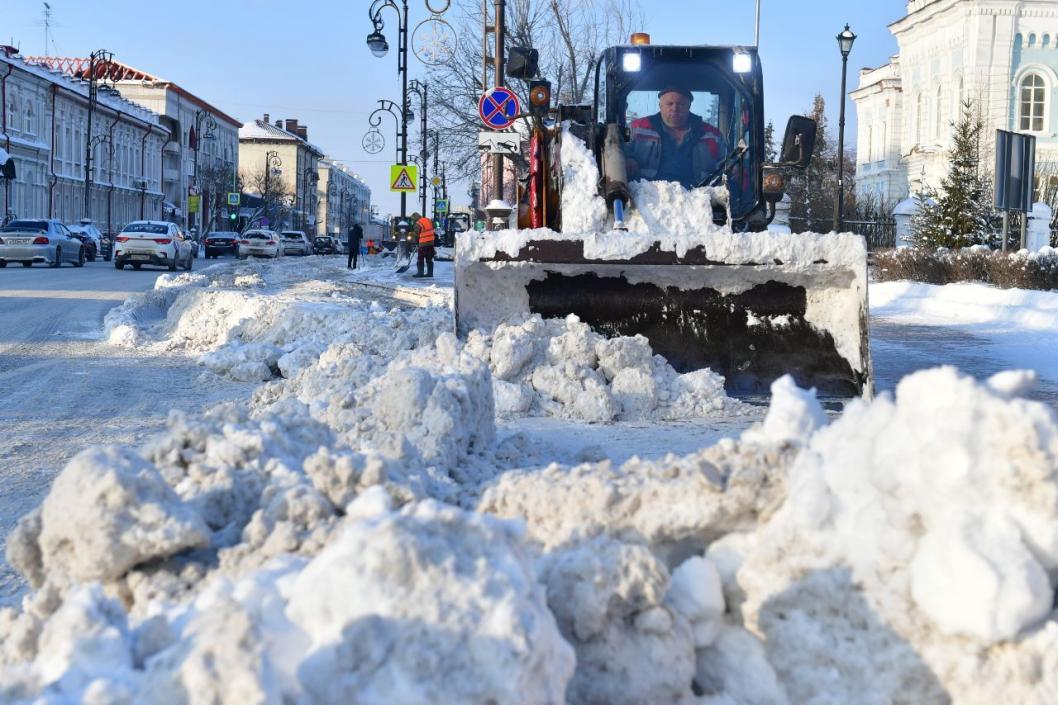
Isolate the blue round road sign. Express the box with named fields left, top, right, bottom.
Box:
left=478, top=87, right=520, bottom=130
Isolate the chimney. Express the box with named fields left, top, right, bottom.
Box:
left=296, top=126, right=307, bottom=140
left=0, top=46, right=18, bottom=58
left=263, top=113, right=270, bottom=124
left=275, top=119, right=282, bottom=128
left=285, top=118, right=298, bottom=133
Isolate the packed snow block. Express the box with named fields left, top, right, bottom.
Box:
left=286, top=491, right=575, bottom=705
left=201, top=342, right=284, bottom=382
left=732, top=366, right=1058, bottom=703
left=542, top=537, right=696, bottom=705
left=361, top=359, right=495, bottom=468
left=479, top=439, right=793, bottom=563
left=33, top=447, right=210, bottom=585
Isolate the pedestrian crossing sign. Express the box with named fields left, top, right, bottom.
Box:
left=390, top=164, right=418, bottom=193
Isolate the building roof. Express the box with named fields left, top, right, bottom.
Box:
left=22, top=56, right=242, bottom=128
left=239, top=119, right=324, bottom=158
left=0, top=51, right=165, bottom=130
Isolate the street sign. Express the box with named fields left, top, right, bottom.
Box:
left=478, top=87, right=520, bottom=130
left=431, top=175, right=442, bottom=187
left=478, top=130, right=519, bottom=155
left=390, top=164, right=418, bottom=193
left=187, top=195, right=200, bottom=214
left=474, top=219, right=486, bottom=232
left=435, top=199, right=449, bottom=214
left=227, top=192, right=241, bottom=207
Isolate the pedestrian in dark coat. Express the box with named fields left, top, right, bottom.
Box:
left=347, top=223, right=363, bottom=269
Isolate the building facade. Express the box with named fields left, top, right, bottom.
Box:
left=317, top=158, right=371, bottom=237
left=24, top=57, right=240, bottom=234
left=238, top=115, right=323, bottom=234
left=852, top=0, right=1058, bottom=205
left=1, top=48, right=169, bottom=231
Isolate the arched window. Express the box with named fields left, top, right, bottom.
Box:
left=935, top=85, right=945, bottom=138
left=916, top=92, right=925, bottom=144
left=1020, top=73, right=1047, bottom=132
left=24, top=101, right=35, bottom=136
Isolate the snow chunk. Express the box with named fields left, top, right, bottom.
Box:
left=35, top=447, right=210, bottom=584
left=743, top=375, right=828, bottom=446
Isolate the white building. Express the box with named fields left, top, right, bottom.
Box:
left=1, top=47, right=169, bottom=230
left=25, top=56, right=241, bottom=234
left=317, top=158, right=371, bottom=236
left=852, top=0, right=1058, bottom=205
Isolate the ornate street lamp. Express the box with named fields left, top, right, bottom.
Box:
left=833, top=24, right=856, bottom=233
left=83, top=48, right=113, bottom=220
left=264, top=150, right=282, bottom=228
left=408, top=79, right=430, bottom=217
left=367, top=0, right=410, bottom=219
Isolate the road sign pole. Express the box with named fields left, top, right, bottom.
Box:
left=492, top=0, right=506, bottom=230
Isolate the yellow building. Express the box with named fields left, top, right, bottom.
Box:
left=238, top=115, right=323, bottom=233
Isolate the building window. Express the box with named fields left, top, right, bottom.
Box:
left=916, top=92, right=925, bottom=144
left=1020, top=73, right=1047, bottom=132
left=935, top=85, right=944, bottom=138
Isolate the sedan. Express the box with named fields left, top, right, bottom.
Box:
left=67, top=221, right=104, bottom=261
left=114, top=220, right=194, bottom=271
left=280, top=230, right=311, bottom=256
left=0, top=219, right=86, bottom=268
left=313, top=236, right=339, bottom=255
left=237, top=230, right=282, bottom=259
left=204, top=231, right=240, bottom=259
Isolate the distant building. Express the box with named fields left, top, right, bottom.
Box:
left=852, top=0, right=1058, bottom=205
left=317, top=158, right=371, bottom=236
left=24, top=56, right=241, bottom=233
left=1, top=47, right=169, bottom=231
left=238, top=115, right=323, bottom=233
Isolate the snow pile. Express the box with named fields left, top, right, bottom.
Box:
left=0, top=491, right=575, bottom=704
left=464, top=314, right=743, bottom=422
left=104, top=272, right=211, bottom=347
left=558, top=125, right=609, bottom=234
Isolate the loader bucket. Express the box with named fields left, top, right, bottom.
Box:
left=455, top=232, right=872, bottom=399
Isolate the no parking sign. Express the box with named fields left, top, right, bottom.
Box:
left=478, top=87, right=520, bottom=130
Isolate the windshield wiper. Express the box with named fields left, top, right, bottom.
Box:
left=697, top=139, right=748, bottom=189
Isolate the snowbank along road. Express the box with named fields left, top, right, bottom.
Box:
left=0, top=260, right=256, bottom=605
left=2, top=251, right=1058, bottom=705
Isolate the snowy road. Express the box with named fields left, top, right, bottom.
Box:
left=0, top=260, right=253, bottom=604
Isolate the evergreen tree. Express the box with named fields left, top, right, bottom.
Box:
left=763, top=120, right=777, bottom=163
left=910, top=99, right=994, bottom=249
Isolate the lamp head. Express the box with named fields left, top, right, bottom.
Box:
left=366, top=31, right=389, bottom=57
left=837, top=24, right=856, bottom=57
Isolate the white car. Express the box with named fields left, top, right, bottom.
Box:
left=237, top=229, right=282, bottom=259
left=279, top=230, right=311, bottom=256
left=114, top=220, right=195, bottom=271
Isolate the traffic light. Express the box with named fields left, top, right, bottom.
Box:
left=229, top=210, right=237, bottom=223
left=528, top=79, right=551, bottom=118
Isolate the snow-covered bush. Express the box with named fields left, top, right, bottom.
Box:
left=874, top=245, right=1058, bottom=289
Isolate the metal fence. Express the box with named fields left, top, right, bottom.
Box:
left=787, top=217, right=897, bottom=251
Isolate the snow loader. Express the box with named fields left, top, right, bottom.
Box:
left=456, top=39, right=872, bottom=398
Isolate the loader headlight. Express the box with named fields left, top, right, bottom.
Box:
left=622, top=52, right=641, bottom=72
left=733, top=50, right=752, bottom=74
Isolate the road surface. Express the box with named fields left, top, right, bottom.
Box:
left=0, top=259, right=251, bottom=605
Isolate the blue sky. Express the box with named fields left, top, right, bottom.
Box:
left=4, top=0, right=905, bottom=215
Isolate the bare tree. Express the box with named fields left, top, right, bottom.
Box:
left=240, top=167, right=294, bottom=231
left=425, top=0, right=645, bottom=181
left=198, top=162, right=237, bottom=231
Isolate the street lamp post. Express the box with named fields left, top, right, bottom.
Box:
left=83, top=48, right=113, bottom=220
left=408, top=79, right=429, bottom=217
left=367, top=0, right=410, bottom=220
left=833, top=24, right=856, bottom=233
left=192, top=109, right=217, bottom=233
left=264, top=150, right=281, bottom=228
left=301, top=167, right=318, bottom=234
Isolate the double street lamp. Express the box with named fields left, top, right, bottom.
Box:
left=833, top=24, right=857, bottom=233
left=367, top=0, right=410, bottom=219
left=408, top=79, right=430, bottom=216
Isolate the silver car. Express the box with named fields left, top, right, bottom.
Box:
left=0, top=219, right=86, bottom=268
left=279, top=230, right=311, bottom=256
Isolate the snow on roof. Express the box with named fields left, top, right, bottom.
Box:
left=0, top=52, right=165, bottom=129
left=239, top=119, right=324, bottom=157
left=22, top=55, right=242, bottom=128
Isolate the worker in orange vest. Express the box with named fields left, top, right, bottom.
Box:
left=412, top=212, right=435, bottom=278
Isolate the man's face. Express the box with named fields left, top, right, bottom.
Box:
left=659, top=91, right=692, bottom=129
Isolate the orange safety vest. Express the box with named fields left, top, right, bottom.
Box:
left=417, top=217, right=435, bottom=246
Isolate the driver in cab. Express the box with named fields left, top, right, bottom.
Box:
left=625, top=86, right=723, bottom=188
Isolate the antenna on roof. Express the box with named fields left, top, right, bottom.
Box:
left=37, top=2, right=57, bottom=57
left=754, top=0, right=761, bottom=48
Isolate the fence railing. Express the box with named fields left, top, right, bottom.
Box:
left=787, top=217, right=896, bottom=251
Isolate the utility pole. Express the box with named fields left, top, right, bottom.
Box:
left=83, top=49, right=112, bottom=220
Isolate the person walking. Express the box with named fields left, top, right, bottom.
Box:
left=412, top=212, right=435, bottom=278
left=347, top=223, right=363, bottom=269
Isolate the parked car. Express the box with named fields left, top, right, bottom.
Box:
left=66, top=220, right=105, bottom=261
left=113, top=220, right=195, bottom=271
left=313, top=236, right=339, bottom=255
left=204, top=231, right=240, bottom=258
left=237, top=229, right=282, bottom=259
left=0, top=218, right=86, bottom=267
left=279, top=230, right=311, bottom=256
